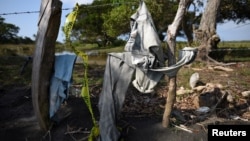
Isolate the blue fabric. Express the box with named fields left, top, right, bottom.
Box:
left=53, top=53, right=77, bottom=81
left=49, top=52, right=76, bottom=118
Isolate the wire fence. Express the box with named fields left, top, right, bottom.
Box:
left=0, top=2, right=137, bottom=16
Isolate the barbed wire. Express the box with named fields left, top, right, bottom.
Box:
left=0, top=8, right=71, bottom=16
left=0, top=2, right=136, bottom=16
left=0, top=11, right=39, bottom=16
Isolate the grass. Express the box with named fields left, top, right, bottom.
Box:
left=219, top=40, right=250, bottom=48
left=1, top=40, right=250, bottom=56
left=0, top=40, right=249, bottom=88
left=177, top=67, right=196, bottom=89
left=55, top=43, right=125, bottom=54
left=0, top=56, right=32, bottom=87
left=0, top=44, right=34, bottom=56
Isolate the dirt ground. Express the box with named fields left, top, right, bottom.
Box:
left=0, top=57, right=250, bottom=141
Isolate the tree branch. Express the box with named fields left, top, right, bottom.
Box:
left=163, top=0, right=192, bottom=128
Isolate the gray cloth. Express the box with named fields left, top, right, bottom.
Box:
left=49, top=52, right=76, bottom=118
left=150, top=47, right=197, bottom=77
left=98, top=2, right=197, bottom=141
left=125, top=1, right=166, bottom=70
left=98, top=52, right=164, bottom=141
left=124, top=1, right=166, bottom=94
left=97, top=50, right=197, bottom=141
left=98, top=53, right=135, bottom=141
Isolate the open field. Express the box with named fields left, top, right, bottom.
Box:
left=1, top=40, right=250, bottom=56
left=0, top=41, right=250, bottom=140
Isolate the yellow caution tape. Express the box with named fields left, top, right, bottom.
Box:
left=64, top=3, right=99, bottom=141
left=63, top=3, right=78, bottom=43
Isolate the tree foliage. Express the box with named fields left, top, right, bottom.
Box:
left=71, top=0, right=116, bottom=46
left=102, top=3, right=135, bottom=38
left=0, top=16, right=34, bottom=44
left=0, top=16, right=19, bottom=43
left=69, top=0, right=250, bottom=46
left=102, top=0, right=179, bottom=40
left=70, top=0, right=179, bottom=46
left=219, top=0, right=250, bottom=23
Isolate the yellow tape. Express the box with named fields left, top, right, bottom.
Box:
left=64, top=3, right=99, bottom=141
left=63, top=3, right=79, bottom=42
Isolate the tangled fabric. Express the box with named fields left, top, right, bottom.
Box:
left=98, top=2, right=197, bottom=141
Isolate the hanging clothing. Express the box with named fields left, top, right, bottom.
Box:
left=98, top=4, right=167, bottom=137
left=124, top=1, right=166, bottom=70
left=49, top=52, right=76, bottom=119
left=98, top=53, right=135, bottom=141
left=124, top=1, right=166, bottom=94
left=150, top=47, right=197, bottom=76
left=98, top=1, right=197, bottom=141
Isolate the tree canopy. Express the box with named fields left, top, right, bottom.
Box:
left=219, top=0, right=250, bottom=23
left=67, top=0, right=250, bottom=46
left=0, top=16, right=34, bottom=44
left=0, top=16, right=19, bottom=43
left=69, top=0, right=179, bottom=46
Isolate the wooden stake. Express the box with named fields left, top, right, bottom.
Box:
left=32, top=0, right=62, bottom=131
left=162, top=0, right=192, bottom=128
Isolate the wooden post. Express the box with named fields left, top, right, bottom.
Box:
left=32, top=0, right=62, bottom=131
left=162, top=0, right=192, bottom=128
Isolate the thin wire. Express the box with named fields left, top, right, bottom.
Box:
left=0, top=11, right=40, bottom=16
left=0, top=8, right=73, bottom=16
left=0, top=2, right=136, bottom=16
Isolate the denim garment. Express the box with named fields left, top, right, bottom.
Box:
left=98, top=53, right=135, bottom=141
left=49, top=52, right=76, bottom=118
left=124, top=1, right=166, bottom=70
left=98, top=52, right=164, bottom=141
left=98, top=1, right=197, bottom=141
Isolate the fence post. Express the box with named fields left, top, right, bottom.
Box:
left=32, top=0, right=62, bottom=131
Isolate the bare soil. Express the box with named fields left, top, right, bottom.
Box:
left=0, top=56, right=250, bottom=141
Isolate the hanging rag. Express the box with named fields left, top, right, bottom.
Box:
left=49, top=51, right=77, bottom=119
left=99, top=5, right=166, bottom=140
left=98, top=52, right=135, bottom=141
left=124, top=1, right=166, bottom=70
left=150, top=47, right=197, bottom=76
left=124, top=1, right=167, bottom=94
left=98, top=1, right=197, bottom=141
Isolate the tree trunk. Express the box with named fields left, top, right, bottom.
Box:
left=182, top=15, right=193, bottom=46
left=162, top=0, right=192, bottom=128
left=194, top=0, right=221, bottom=62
